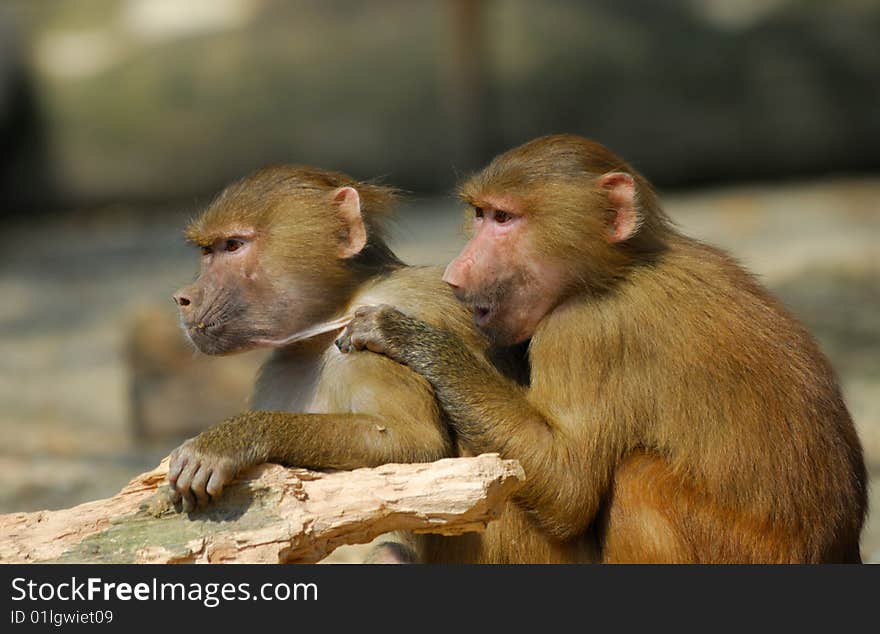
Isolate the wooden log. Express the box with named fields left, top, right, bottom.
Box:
left=0, top=454, right=524, bottom=564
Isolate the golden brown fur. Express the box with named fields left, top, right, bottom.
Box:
left=339, top=134, right=868, bottom=563
left=531, top=235, right=866, bottom=562
left=166, top=167, right=489, bottom=539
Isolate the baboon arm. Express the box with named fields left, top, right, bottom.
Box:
left=417, top=351, right=613, bottom=540
left=340, top=307, right=616, bottom=540
left=167, top=408, right=452, bottom=512
left=190, top=409, right=453, bottom=471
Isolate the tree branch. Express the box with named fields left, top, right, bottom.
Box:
left=0, top=454, right=524, bottom=563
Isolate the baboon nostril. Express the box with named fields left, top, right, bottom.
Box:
left=173, top=293, right=191, bottom=307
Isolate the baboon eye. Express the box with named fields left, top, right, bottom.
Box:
left=225, top=239, right=243, bottom=252
left=201, top=245, right=213, bottom=256
left=474, top=207, right=484, bottom=219
left=494, top=210, right=512, bottom=224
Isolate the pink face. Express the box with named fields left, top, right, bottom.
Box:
left=172, top=234, right=303, bottom=354
left=442, top=197, right=569, bottom=346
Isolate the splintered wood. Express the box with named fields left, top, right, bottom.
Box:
left=0, top=454, right=524, bottom=564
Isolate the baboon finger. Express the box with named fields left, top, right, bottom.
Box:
left=191, top=467, right=212, bottom=508
left=206, top=467, right=230, bottom=499
left=167, top=453, right=188, bottom=486
left=180, top=488, right=196, bottom=514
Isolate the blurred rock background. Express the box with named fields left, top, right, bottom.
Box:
left=0, top=0, right=877, bottom=561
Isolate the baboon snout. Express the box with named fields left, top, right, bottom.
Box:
left=172, top=284, right=201, bottom=313
left=442, top=255, right=473, bottom=291
left=172, top=292, right=191, bottom=307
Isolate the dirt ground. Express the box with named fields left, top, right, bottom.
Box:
left=1, top=178, right=878, bottom=562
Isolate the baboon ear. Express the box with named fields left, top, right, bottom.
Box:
left=333, top=186, right=367, bottom=258
left=597, top=172, right=639, bottom=242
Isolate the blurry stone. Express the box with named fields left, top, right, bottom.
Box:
left=0, top=6, right=51, bottom=213
left=125, top=303, right=266, bottom=441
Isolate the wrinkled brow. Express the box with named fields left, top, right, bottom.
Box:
left=184, top=224, right=257, bottom=247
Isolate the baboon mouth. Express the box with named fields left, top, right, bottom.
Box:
left=186, top=325, right=238, bottom=355
left=185, top=320, right=231, bottom=350
left=188, top=318, right=227, bottom=334
left=474, top=305, right=493, bottom=327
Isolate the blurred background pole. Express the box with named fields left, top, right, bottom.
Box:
left=447, top=0, right=493, bottom=175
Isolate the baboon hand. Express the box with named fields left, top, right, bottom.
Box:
left=336, top=304, right=408, bottom=360
left=166, top=438, right=239, bottom=513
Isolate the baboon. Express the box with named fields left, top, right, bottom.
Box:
left=338, top=134, right=868, bottom=563
left=166, top=166, right=510, bottom=562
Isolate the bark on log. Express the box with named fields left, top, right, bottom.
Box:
left=0, top=454, right=524, bottom=564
